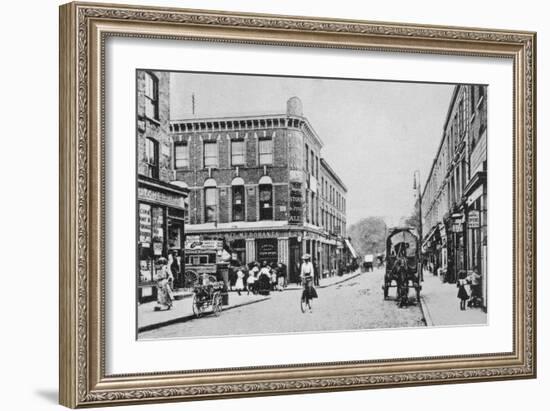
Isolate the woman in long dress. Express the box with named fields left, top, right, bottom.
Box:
left=155, top=257, right=174, bottom=310
left=257, top=262, right=271, bottom=295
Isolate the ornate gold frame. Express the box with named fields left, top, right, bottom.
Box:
left=59, top=1, right=536, bottom=408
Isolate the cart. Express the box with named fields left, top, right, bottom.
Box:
left=383, top=227, right=422, bottom=307
left=188, top=272, right=224, bottom=317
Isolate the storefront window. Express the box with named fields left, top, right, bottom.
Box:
left=151, top=206, right=164, bottom=256
left=168, top=220, right=182, bottom=250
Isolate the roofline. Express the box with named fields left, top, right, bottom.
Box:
left=320, top=158, right=347, bottom=192
left=169, top=113, right=324, bottom=148
left=421, top=85, right=460, bottom=200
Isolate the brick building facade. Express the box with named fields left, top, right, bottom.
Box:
left=421, top=84, right=488, bottom=309
left=169, top=97, right=354, bottom=282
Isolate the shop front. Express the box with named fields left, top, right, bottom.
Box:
left=137, top=177, right=188, bottom=303
left=465, top=171, right=487, bottom=309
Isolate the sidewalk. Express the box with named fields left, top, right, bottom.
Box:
left=283, top=269, right=362, bottom=290
left=419, top=270, right=487, bottom=327
left=138, top=291, right=269, bottom=333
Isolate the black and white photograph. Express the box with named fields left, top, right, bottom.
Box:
left=136, top=70, right=488, bottom=340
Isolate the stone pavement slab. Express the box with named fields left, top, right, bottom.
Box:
left=420, top=270, right=487, bottom=327
left=138, top=291, right=269, bottom=333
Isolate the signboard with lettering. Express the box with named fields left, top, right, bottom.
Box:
left=289, top=182, right=303, bottom=225
left=138, top=186, right=185, bottom=209
left=257, top=239, right=278, bottom=264
left=185, top=239, right=222, bottom=250
left=468, top=210, right=481, bottom=228
left=139, top=203, right=152, bottom=243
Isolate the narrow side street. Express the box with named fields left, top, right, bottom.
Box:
left=140, top=267, right=425, bottom=339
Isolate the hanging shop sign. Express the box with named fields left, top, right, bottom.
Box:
left=138, top=186, right=185, bottom=209
left=468, top=210, right=481, bottom=228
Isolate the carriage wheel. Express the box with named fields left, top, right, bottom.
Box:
left=415, top=287, right=421, bottom=303
left=185, top=270, right=198, bottom=289
left=212, top=292, right=222, bottom=316
left=192, top=294, right=203, bottom=318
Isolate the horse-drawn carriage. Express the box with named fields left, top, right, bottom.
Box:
left=383, top=227, right=422, bottom=307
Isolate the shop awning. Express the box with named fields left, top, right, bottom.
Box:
left=344, top=239, right=358, bottom=259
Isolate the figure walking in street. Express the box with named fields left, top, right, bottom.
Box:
left=154, top=257, right=174, bottom=311
left=313, top=258, right=320, bottom=286
left=276, top=262, right=287, bottom=291
left=300, top=254, right=318, bottom=312
left=169, top=250, right=180, bottom=289
left=457, top=270, right=469, bottom=311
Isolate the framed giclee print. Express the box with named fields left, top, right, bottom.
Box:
left=59, top=1, right=537, bottom=408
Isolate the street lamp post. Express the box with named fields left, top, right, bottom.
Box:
left=413, top=170, right=423, bottom=282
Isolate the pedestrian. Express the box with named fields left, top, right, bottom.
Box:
left=270, top=263, right=278, bottom=290
left=247, top=265, right=257, bottom=295
left=235, top=266, right=245, bottom=296
left=457, top=270, right=469, bottom=311
left=258, top=261, right=271, bottom=295
left=313, top=258, right=320, bottom=285
left=169, top=250, right=180, bottom=289
left=276, top=262, right=287, bottom=291
left=154, top=257, right=174, bottom=310
left=300, top=254, right=318, bottom=312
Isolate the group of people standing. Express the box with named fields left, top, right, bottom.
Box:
left=230, top=261, right=287, bottom=296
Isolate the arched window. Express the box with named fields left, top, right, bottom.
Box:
left=231, top=177, right=245, bottom=222
left=258, top=176, right=273, bottom=220
left=204, top=178, right=217, bottom=223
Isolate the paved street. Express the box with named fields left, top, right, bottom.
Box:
left=140, top=267, right=425, bottom=339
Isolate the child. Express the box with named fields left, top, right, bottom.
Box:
left=235, top=266, right=245, bottom=296
left=247, top=269, right=256, bottom=295
left=457, top=270, right=469, bottom=311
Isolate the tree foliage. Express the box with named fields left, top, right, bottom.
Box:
left=347, top=216, right=387, bottom=257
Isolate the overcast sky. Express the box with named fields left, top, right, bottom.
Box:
left=170, top=72, right=454, bottom=227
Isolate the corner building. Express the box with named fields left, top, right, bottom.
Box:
left=169, top=97, right=351, bottom=283
left=136, top=70, right=189, bottom=302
